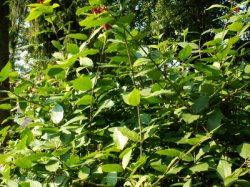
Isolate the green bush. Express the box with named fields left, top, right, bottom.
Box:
left=0, top=0, right=250, bottom=186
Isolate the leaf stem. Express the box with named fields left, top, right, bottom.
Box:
left=123, top=28, right=143, bottom=157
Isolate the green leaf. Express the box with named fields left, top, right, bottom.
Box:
left=52, top=147, right=71, bottom=156
left=224, top=177, right=238, bottom=187
left=156, top=149, right=182, bottom=157
left=0, top=61, right=11, bottom=82
left=117, top=127, right=139, bottom=141
left=73, top=76, right=92, bottom=91
left=50, top=104, right=64, bottom=124
left=51, top=40, right=63, bottom=50
left=29, top=181, right=43, bottom=187
left=207, top=109, right=223, bottom=131
left=16, top=135, right=28, bottom=150
left=80, top=16, right=114, bottom=29
left=0, top=104, right=12, bottom=110
left=14, top=81, right=32, bottom=94
left=89, top=0, right=107, bottom=5
left=15, top=157, right=32, bottom=168
left=45, top=159, right=60, bottom=172
left=178, top=45, right=192, bottom=61
left=117, top=14, right=134, bottom=25
left=181, top=113, right=200, bottom=124
left=3, top=164, right=10, bottom=180
left=244, top=64, right=250, bottom=74
left=66, top=43, right=79, bottom=54
left=228, top=21, right=244, bottom=32
left=189, top=163, right=209, bottom=173
left=120, top=148, right=132, bottom=169
left=76, top=95, right=92, bottom=105
left=26, top=10, right=43, bottom=21
left=113, top=127, right=128, bottom=150
left=94, top=99, right=114, bottom=117
left=67, top=33, right=87, bottom=40
left=78, top=166, right=90, bottom=180
left=79, top=57, right=94, bottom=67
left=21, top=128, right=33, bottom=145
left=64, top=115, right=87, bottom=126
left=101, top=164, right=123, bottom=172
left=47, top=67, right=64, bottom=77
left=217, top=156, right=232, bottom=179
left=237, top=143, right=250, bottom=159
left=106, top=172, right=118, bottom=186
left=133, top=58, right=151, bottom=67
left=194, top=63, right=221, bottom=77
left=183, top=178, right=192, bottom=187
left=191, top=96, right=209, bottom=113
left=122, top=88, right=141, bottom=106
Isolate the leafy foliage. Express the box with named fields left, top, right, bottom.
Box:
left=0, top=0, right=250, bottom=186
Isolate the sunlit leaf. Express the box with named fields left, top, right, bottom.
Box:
left=73, top=76, right=92, bottom=91
left=217, top=156, right=232, bottom=179
left=113, top=128, right=128, bottom=150
left=78, top=166, right=90, bottom=180
left=0, top=61, right=11, bottom=82
left=15, top=157, right=32, bottom=168
left=181, top=113, right=200, bottom=124
left=237, top=143, right=250, bottom=159
left=228, top=21, right=243, bottom=32
left=101, top=164, right=123, bottom=172
left=45, top=159, right=60, bottom=172
left=50, top=104, right=64, bottom=124
left=122, top=88, right=140, bottom=106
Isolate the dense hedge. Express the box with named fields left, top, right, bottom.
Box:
left=0, top=0, right=250, bottom=186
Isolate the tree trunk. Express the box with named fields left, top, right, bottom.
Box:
left=0, top=0, right=10, bottom=126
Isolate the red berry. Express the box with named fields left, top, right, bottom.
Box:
left=234, top=6, right=240, bottom=13
left=102, top=24, right=111, bottom=31
left=37, top=0, right=44, bottom=4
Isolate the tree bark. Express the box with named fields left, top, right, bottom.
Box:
left=0, top=0, right=10, bottom=126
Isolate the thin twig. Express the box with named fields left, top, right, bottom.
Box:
left=123, top=28, right=143, bottom=157
left=123, top=27, right=189, bottom=107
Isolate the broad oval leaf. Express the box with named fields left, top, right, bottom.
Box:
left=228, top=21, right=243, bottom=32
left=67, top=33, right=87, bottom=40
left=101, top=164, right=123, bottom=172
left=73, top=76, right=92, bottom=91
left=237, top=143, right=250, bottom=159
left=76, top=95, right=92, bottom=105
left=178, top=45, right=192, bottom=61
left=50, top=104, right=64, bottom=124
left=181, top=113, right=200, bottom=124
left=15, top=157, right=32, bottom=169
left=122, top=88, right=140, bottom=106
left=78, top=166, right=90, bottom=180
left=121, top=148, right=132, bottom=169
left=0, top=104, right=12, bottom=110
left=113, top=128, right=128, bottom=150
left=191, top=96, right=209, bottom=113
left=45, top=159, right=60, bottom=172
left=133, top=58, right=151, bottom=67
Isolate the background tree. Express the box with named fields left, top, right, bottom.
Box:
left=0, top=0, right=10, bottom=126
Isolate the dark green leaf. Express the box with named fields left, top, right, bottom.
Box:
left=191, top=96, right=209, bottom=113
left=178, top=45, right=192, bottom=61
